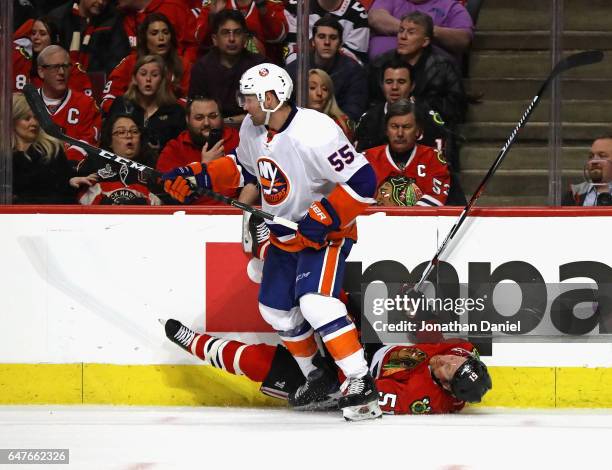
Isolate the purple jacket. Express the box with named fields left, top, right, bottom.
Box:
left=368, top=0, right=474, bottom=61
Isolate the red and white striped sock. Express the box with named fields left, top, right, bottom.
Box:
left=188, top=333, right=277, bottom=382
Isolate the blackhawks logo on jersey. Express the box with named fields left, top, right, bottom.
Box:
left=257, top=157, right=290, bottom=205
left=381, top=347, right=427, bottom=376
left=410, top=397, right=432, bottom=414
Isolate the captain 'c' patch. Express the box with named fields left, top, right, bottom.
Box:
left=257, top=157, right=290, bottom=205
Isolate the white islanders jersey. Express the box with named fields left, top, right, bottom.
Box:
left=236, top=106, right=373, bottom=237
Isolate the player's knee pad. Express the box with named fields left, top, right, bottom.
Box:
left=258, top=303, right=305, bottom=333
left=299, top=293, right=348, bottom=330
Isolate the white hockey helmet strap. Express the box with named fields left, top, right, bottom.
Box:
left=239, top=63, right=293, bottom=121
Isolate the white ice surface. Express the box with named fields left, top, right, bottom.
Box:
left=1, top=406, right=611, bottom=470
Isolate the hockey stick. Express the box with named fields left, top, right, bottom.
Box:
left=412, top=50, right=604, bottom=293
left=21, top=84, right=298, bottom=231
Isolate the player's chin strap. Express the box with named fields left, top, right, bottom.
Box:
left=260, top=100, right=284, bottom=126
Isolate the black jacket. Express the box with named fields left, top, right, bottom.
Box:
left=355, top=102, right=385, bottom=152
left=189, top=48, right=266, bottom=118
left=48, top=1, right=130, bottom=73
left=355, top=100, right=453, bottom=154
left=368, top=46, right=467, bottom=127
left=13, top=145, right=77, bottom=204
left=286, top=52, right=369, bottom=122
left=108, top=96, right=186, bottom=157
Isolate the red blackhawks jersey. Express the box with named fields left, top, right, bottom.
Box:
left=370, top=341, right=477, bottom=414
left=101, top=52, right=191, bottom=113
left=38, top=88, right=102, bottom=162
left=77, top=161, right=161, bottom=205
left=13, top=41, right=92, bottom=96
left=365, top=144, right=450, bottom=206
left=121, top=0, right=198, bottom=61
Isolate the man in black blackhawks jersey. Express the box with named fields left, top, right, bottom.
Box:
left=283, top=0, right=370, bottom=65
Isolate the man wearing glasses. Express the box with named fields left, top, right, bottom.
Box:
left=37, top=45, right=102, bottom=162
left=194, top=0, right=288, bottom=59
left=563, top=135, right=612, bottom=206
left=189, top=9, right=265, bottom=127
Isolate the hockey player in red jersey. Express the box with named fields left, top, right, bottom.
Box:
left=365, top=98, right=451, bottom=207
left=161, top=318, right=492, bottom=415
left=36, top=45, right=102, bottom=162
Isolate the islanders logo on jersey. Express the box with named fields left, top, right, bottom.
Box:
left=257, top=157, right=290, bottom=205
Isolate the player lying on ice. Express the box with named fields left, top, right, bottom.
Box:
left=160, top=315, right=492, bottom=415
left=160, top=63, right=384, bottom=421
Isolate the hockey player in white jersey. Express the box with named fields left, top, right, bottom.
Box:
left=161, top=63, right=382, bottom=421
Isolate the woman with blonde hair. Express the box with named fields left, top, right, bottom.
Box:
left=108, top=54, right=185, bottom=155
left=101, top=12, right=191, bottom=113
left=308, top=68, right=354, bottom=141
left=11, top=92, right=96, bottom=204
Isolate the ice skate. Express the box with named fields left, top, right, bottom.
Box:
left=338, top=373, right=382, bottom=422
left=159, top=318, right=196, bottom=353
left=288, top=358, right=340, bottom=411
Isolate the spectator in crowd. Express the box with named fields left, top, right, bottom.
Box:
left=47, top=0, right=130, bottom=74
left=101, top=13, right=191, bottom=113
left=13, top=0, right=67, bottom=35
left=365, top=99, right=450, bottom=207
left=189, top=9, right=265, bottom=126
left=563, top=135, right=612, bottom=206
left=12, top=16, right=93, bottom=96
left=284, top=0, right=370, bottom=65
left=368, top=12, right=467, bottom=169
left=37, top=45, right=102, bottom=162
left=156, top=95, right=241, bottom=204
left=108, top=54, right=185, bottom=156
left=367, top=0, right=473, bottom=62
left=357, top=57, right=452, bottom=155
left=195, top=0, right=288, bottom=61
left=116, top=0, right=198, bottom=60
left=286, top=14, right=368, bottom=122
left=356, top=57, right=412, bottom=152
left=76, top=113, right=162, bottom=205
left=307, top=69, right=354, bottom=141
left=11, top=92, right=96, bottom=204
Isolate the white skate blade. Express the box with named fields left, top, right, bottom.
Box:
left=342, top=400, right=383, bottom=422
